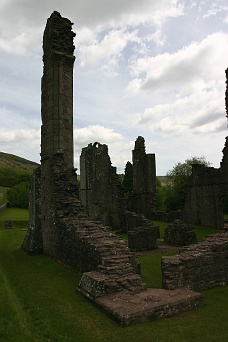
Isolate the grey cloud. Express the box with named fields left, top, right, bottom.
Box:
left=141, top=46, right=210, bottom=92
left=0, top=0, right=173, bottom=34
left=190, top=110, right=225, bottom=129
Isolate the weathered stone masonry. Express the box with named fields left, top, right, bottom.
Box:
left=41, top=12, right=76, bottom=256
left=183, top=69, right=228, bottom=229
left=162, top=232, right=228, bottom=291
left=164, top=220, right=197, bottom=247
left=22, top=10, right=144, bottom=297
left=80, top=142, right=126, bottom=230
left=129, top=136, right=156, bottom=219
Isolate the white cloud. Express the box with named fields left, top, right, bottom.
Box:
left=128, top=32, right=228, bottom=95
left=133, top=86, right=226, bottom=135
left=0, top=29, right=42, bottom=56
left=0, top=128, right=40, bottom=162
left=0, top=128, right=40, bottom=144
left=0, top=0, right=227, bottom=175
left=0, top=0, right=183, bottom=56
left=73, top=125, right=134, bottom=172
left=78, top=29, right=139, bottom=73
left=74, top=125, right=122, bottom=153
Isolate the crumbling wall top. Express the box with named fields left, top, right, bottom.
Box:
left=134, top=136, right=146, bottom=155
left=43, top=11, right=76, bottom=58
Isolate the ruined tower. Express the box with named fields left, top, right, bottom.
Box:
left=80, top=142, right=126, bottom=230
left=41, top=11, right=75, bottom=167
left=130, top=136, right=156, bottom=219
left=40, top=12, right=76, bottom=255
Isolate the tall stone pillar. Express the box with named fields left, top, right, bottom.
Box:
left=131, top=136, right=156, bottom=219
left=40, top=12, right=76, bottom=255
left=41, top=11, right=75, bottom=166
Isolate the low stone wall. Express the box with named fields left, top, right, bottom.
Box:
left=152, top=210, right=182, bottom=222
left=162, top=232, right=228, bottom=291
left=164, top=220, right=197, bottom=246
left=125, top=210, right=160, bottom=238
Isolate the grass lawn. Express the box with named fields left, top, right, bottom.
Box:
left=0, top=212, right=228, bottom=341
left=152, top=220, right=224, bottom=242
left=0, top=207, right=29, bottom=221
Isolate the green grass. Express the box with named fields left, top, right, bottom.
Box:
left=1, top=218, right=228, bottom=341
left=152, top=220, right=223, bottom=242
left=0, top=207, right=29, bottom=221
left=137, top=252, right=176, bottom=288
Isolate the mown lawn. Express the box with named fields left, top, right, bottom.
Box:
left=152, top=220, right=224, bottom=242
left=1, top=209, right=228, bottom=342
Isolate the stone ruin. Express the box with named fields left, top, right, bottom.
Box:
left=129, top=136, right=156, bottom=219
left=80, top=142, right=126, bottom=230
left=164, top=220, right=197, bottom=247
left=162, top=232, right=228, bottom=291
left=79, top=139, right=159, bottom=250
left=125, top=211, right=159, bottom=251
left=21, top=11, right=203, bottom=326
left=183, top=70, right=228, bottom=229
left=80, top=137, right=157, bottom=232
left=160, top=68, right=228, bottom=293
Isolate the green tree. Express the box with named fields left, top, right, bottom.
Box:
left=164, top=156, right=211, bottom=212
left=122, top=161, right=133, bottom=199
left=7, top=182, right=29, bottom=208
left=0, top=165, right=32, bottom=187
left=156, top=177, right=166, bottom=211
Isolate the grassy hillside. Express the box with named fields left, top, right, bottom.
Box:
left=0, top=152, right=39, bottom=171
left=0, top=152, right=39, bottom=189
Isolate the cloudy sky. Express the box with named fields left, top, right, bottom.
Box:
left=0, top=0, right=227, bottom=174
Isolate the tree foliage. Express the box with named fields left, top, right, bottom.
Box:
left=7, top=182, right=29, bottom=208
left=0, top=165, right=32, bottom=187
left=163, top=156, right=211, bottom=212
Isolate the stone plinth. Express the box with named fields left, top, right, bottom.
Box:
left=95, top=288, right=203, bottom=327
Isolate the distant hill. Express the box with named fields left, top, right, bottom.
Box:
left=0, top=152, right=39, bottom=172
left=157, top=176, right=168, bottom=185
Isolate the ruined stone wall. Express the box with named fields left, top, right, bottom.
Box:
left=152, top=210, right=182, bottom=222
left=22, top=12, right=144, bottom=299
left=40, top=12, right=76, bottom=256
left=80, top=142, right=126, bottom=230
left=129, top=136, right=156, bottom=219
left=183, top=69, right=228, bottom=229
left=125, top=210, right=160, bottom=237
left=183, top=162, right=227, bottom=229
left=41, top=153, right=144, bottom=295
left=162, top=232, right=228, bottom=291
left=41, top=12, right=75, bottom=167
left=164, top=220, right=197, bottom=246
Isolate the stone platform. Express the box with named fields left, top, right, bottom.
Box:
left=94, top=288, right=203, bottom=327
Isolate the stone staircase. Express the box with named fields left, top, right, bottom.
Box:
left=51, top=160, right=145, bottom=297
